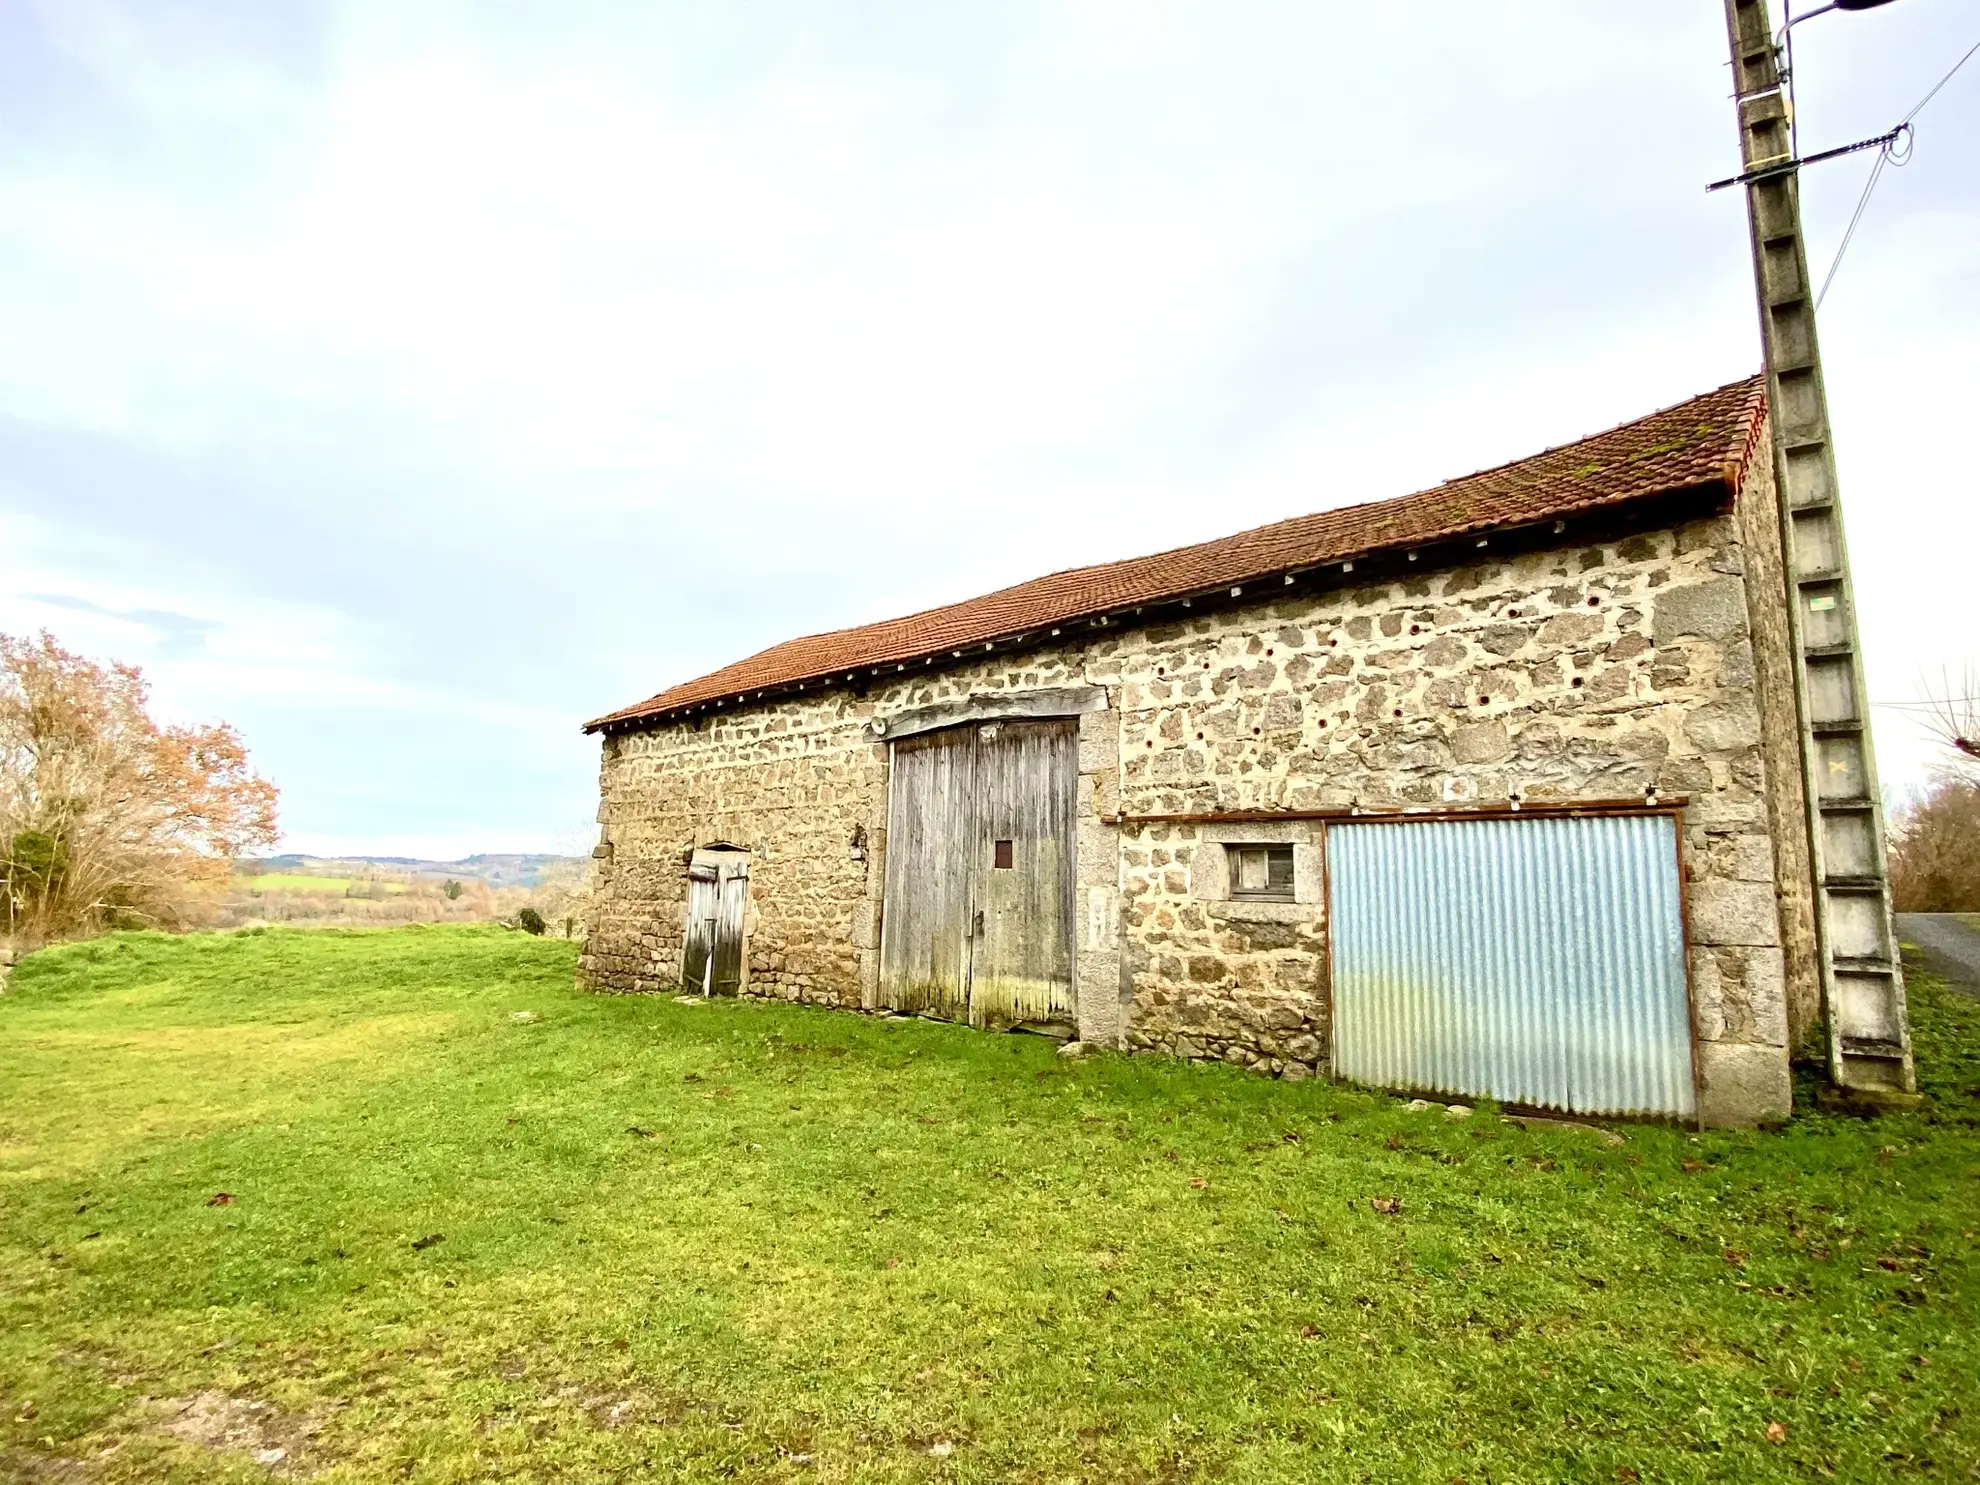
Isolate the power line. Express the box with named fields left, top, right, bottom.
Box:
left=1816, top=37, right=1979, bottom=308
left=1901, top=37, right=1980, bottom=127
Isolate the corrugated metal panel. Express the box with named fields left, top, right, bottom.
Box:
left=1328, top=815, right=1694, bottom=1118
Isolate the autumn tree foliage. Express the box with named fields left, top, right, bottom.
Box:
left=0, top=631, right=279, bottom=947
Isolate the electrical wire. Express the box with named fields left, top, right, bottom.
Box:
left=1816, top=37, right=1979, bottom=309
left=1901, top=37, right=1980, bottom=127
left=1816, top=139, right=1896, bottom=308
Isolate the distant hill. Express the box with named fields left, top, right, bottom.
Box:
left=246, top=854, right=584, bottom=889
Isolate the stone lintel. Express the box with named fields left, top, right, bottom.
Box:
left=871, top=685, right=1109, bottom=740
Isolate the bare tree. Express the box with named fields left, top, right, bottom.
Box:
left=1918, top=666, right=1980, bottom=769
left=0, top=631, right=280, bottom=948
left=1889, top=774, right=1980, bottom=913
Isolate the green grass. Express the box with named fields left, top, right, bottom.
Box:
left=1, top=926, right=1976, bottom=1483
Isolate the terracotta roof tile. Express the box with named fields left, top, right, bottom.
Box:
left=587, top=374, right=1766, bottom=732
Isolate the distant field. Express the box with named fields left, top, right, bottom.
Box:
left=241, top=875, right=406, bottom=894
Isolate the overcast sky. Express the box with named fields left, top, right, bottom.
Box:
left=1, top=2, right=1974, bottom=859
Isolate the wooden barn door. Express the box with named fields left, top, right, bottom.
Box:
left=681, top=849, right=749, bottom=996
left=877, top=727, right=978, bottom=1018
left=969, top=719, right=1078, bottom=1028
left=879, top=718, right=1077, bottom=1028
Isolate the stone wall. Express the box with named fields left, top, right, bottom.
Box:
left=581, top=701, right=886, bottom=1005
left=584, top=477, right=1802, bottom=1124
left=1730, top=444, right=1823, bottom=1052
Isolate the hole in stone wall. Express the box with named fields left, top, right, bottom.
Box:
left=1587, top=596, right=1600, bottom=606
left=1478, top=696, right=1490, bottom=705
left=1393, top=708, right=1402, bottom=718
left=1571, top=677, right=1584, bottom=688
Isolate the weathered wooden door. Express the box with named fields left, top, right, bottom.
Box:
left=877, top=727, right=978, bottom=1018
left=879, top=718, right=1077, bottom=1028
left=681, top=849, right=749, bottom=995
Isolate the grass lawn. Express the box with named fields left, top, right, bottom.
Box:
left=1, top=927, right=1976, bottom=1482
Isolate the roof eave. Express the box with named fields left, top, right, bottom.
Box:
left=579, top=472, right=1738, bottom=737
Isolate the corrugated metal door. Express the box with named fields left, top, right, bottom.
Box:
left=879, top=718, right=1077, bottom=1026
left=680, top=851, right=748, bottom=995
left=970, top=719, right=1078, bottom=1027
left=1328, top=815, right=1695, bottom=1118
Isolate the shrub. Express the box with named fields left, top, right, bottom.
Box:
left=517, top=907, right=546, bottom=936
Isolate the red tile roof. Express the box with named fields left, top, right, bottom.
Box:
left=587, top=374, right=1767, bottom=732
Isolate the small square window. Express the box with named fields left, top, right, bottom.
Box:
left=993, top=838, right=1014, bottom=869
left=1230, top=844, right=1294, bottom=902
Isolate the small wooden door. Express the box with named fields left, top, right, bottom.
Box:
left=879, top=718, right=1077, bottom=1028
left=681, top=849, right=749, bottom=995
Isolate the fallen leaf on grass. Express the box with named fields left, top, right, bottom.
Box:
left=1371, top=1197, right=1402, bottom=1216
left=1297, top=1324, right=1321, bottom=1340
left=206, top=1193, right=237, bottom=1207
left=1722, top=1249, right=1747, bottom=1269
left=626, top=1126, right=656, bottom=1139
left=882, top=1256, right=901, bottom=1269
left=1766, top=1420, right=1787, bottom=1444
left=410, top=1233, right=445, bottom=1252
left=1681, top=1160, right=1706, bottom=1173
left=1615, top=1469, right=1641, bottom=1482
left=1188, top=1177, right=1208, bottom=1190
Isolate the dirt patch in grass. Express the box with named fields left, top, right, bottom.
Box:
left=162, top=1390, right=322, bottom=1475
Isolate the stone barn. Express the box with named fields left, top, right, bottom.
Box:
left=581, top=376, right=1848, bottom=1127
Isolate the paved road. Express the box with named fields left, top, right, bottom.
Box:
left=1896, top=913, right=1980, bottom=995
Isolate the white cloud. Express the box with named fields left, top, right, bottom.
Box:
left=1, top=0, right=1974, bottom=848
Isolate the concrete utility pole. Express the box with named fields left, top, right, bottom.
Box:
left=1721, top=0, right=1915, bottom=1099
